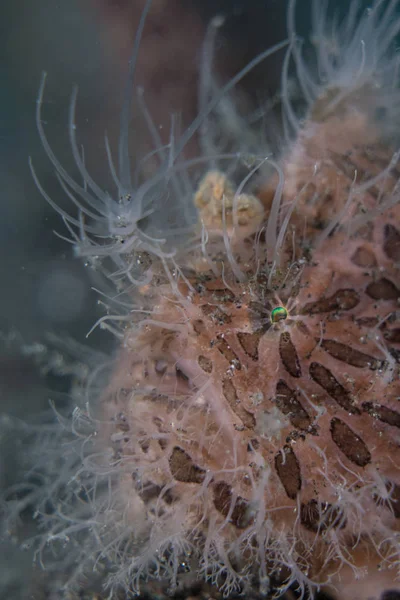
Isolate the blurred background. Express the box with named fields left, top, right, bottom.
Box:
left=0, top=0, right=290, bottom=597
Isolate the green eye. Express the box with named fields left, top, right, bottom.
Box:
left=270, top=306, right=288, bottom=324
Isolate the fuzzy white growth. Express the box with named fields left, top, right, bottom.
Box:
left=30, top=0, right=400, bottom=291
left=286, top=0, right=400, bottom=135
left=31, top=32, right=289, bottom=298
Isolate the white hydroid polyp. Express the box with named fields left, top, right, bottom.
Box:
left=5, top=1, right=400, bottom=599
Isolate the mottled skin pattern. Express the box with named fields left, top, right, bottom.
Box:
left=101, top=103, right=400, bottom=597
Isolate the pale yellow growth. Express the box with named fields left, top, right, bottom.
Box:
left=194, top=170, right=264, bottom=238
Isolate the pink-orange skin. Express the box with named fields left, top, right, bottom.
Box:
left=98, top=100, right=400, bottom=597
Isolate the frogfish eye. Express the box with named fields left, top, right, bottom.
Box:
left=270, top=306, right=288, bottom=324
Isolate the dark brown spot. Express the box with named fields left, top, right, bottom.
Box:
left=309, top=362, right=360, bottom=414
left=366, top=278, right=399, bottom=300
left=320, top=339, right=381, bottom=369
left=385, top=328, right=400, bottom=343
left=216, top=336, right=241, bottom=369
left=137, top=483, right=175, bottom=504
left=385, top=483, right=400, bottom=519
left=383, top=224, right=400, bottom=262
left=355, top=220, right=375, bottom=241
left=161, top=332, right=175, bottom=354
left=351, top=246, right=377, bottom=268
left=275, top=445, right=301, bottom=500
left=201, top=304, right=232, bottom=324
left=198, top=355, right=213, bottom=373
left=213, top=481, right=252, bottom=528
left=139, top=438, right=150, bottom=453
left=248, top=300, right=268, bottom=316
left=275, top=380, right=311, bottom=430
left=279, top=332, right=301, bottom=378
left=222, top=377, right=237, bottom=405
left=301, top=289, right=360, bottom=315
left=193, top=319, right=206, bottom=335
left=222, top=378, right=256, bottom=429
left=381, top=591, right=400, bottom=600
left=169, top=447, right=206, bottom=484
left=176, top=366, right=189, bottom=382
left=362, top=402, right=400, bottom=428
left=237, top=331, right=263, bottom=360
left=153, top=416, right=165, bottom=430
left=115, top=413, right=130, bottom=433
left=355, top=316, right=379, bottom=327
left=297, top=320, right=312, bottom=337
left=248, top=438, right=260, bottom=450
left=328, top=150, right=368, bottom=184
left=330, top=418, right=371, bottom=467
left=210, top=288, right=236, bottom=303
left=316, top=591, right=338, bottom=600
left=300, top=499, right=346, bottom=532
left=389, top=347, right=400, bottom=362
